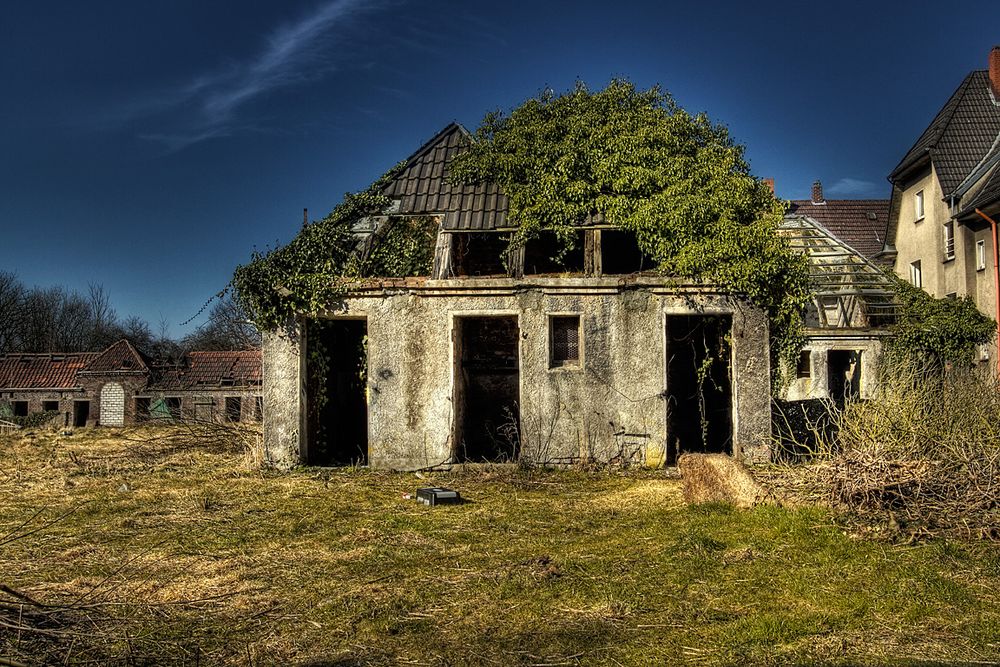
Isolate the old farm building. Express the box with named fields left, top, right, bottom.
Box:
left=263, top=123, right=778, bottom=470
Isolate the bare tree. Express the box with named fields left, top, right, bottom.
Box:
left=182, top=294, right=261, bottom=350
left=0, top=271, right=24, bottom=354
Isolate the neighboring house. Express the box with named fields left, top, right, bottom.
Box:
left=886, top=46, right=1000, bottom=363
left=0, top=340, right=262, bottom=426
left=264, top=123, right=776, bottom=471
left=780, top=182, right=895, bottom=401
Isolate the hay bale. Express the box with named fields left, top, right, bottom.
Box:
left=677, top=453, right=768, bottom=508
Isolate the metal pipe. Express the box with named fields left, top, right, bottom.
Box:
left=974, top=208, right=1000, bottom=377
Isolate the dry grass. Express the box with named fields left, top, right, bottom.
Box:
left=1, top=426, right=1000, bottom=665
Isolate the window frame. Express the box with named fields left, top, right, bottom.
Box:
left=914, top=190, right=925, bottom=221
left=977, top=239, right=987, bottom=271
left=547, top=313, right=583, bottom=370
left=909, top=260, right=922, bottom=288
left=943, top=221, right=955, bottom=261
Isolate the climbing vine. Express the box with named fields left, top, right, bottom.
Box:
left=449, top=79, right=811, bottom=379
left=887, top=276, right=995, bottom=367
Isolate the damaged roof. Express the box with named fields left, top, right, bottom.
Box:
left=889, top=70, right=1000, bottom=196
left=786, top=199, right=890, bottom=259
left=0, top=352, right=98, bottom=390
left=382, top=123, right=605, bottom=231
left=78, top=339, right=150, bottom=375
left=150, top=350, right=262, bottom=390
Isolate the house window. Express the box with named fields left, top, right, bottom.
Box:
left=914, top=190, right=924, bottom=221
left=796, top=351, right=812, bottom=379
left=42, top=400, right=58, bottom=412
left=943, top=221, right=955, bottom=260
left=12, top=401, right=28, bottom=417
left=945, top=292, right=957, bottom=299
left=977, top=240, right=987, bottom=271
left=549, top=315, right=581, bottom=368
left=166, top=397, right=182, bottom=420
left=225, top=397, right=242, bottom=422
left=910, top=260, right=922, bottom=288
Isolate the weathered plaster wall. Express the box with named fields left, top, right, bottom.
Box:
left=782, top=334, right=884, bottom=401
left=263, top=327, right=305, bottom=469
left=263, top=278, right=773, bottom=470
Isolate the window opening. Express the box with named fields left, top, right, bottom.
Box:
left=549, top=315, right=581, bottom=367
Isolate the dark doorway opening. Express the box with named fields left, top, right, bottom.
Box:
left=73, top=400, right=90, bottom=427
left=307, top=319, right=368, bottom=466
left=455, top=316, right=520, bottom=462
left=665, top=315, right=733, bottom=465
left=828, top=350, right=861, bottom=403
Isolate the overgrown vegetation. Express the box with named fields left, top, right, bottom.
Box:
left=450, top=80, right=810, bottom=370
left=768, top=358, right=1000, bottom=542
left=888, top=276, right=995, bottom=366
left=3, top=427, right=1000, bottom=664
left=230, top=81, right=810, bottom=377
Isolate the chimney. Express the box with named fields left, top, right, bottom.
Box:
left=811, top=180, right=825, bottom=205
left=303, top=208, right=308, bottom=228
left=762, top=177, right=775, bottom=194
left=990, top=46, right=1000, bottom=100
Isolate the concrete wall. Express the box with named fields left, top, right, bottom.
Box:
left=782, top=334, right=885, bottom=401
left=263, top=278, right=773, bottom=470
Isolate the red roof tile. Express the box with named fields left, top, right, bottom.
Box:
left=149, top=350, right=262, bottom=390
left=79, top=339, right=150, bottom=374
left=0, top=352, right=98, bottom=390
left=786, top=199, right=890, bottom=258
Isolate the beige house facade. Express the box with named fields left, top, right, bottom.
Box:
left=887, top=46, right=1000, bottom=364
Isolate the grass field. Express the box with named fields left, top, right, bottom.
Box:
left=2, top=426, right=1000, bottom=666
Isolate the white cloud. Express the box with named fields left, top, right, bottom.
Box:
left=130, top=0, right=375, bottom=150
left=826, top=177, right=885, bottom=198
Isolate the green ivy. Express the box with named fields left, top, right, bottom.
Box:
left=888, top=276, right=995, bottom=367
left=450, top=79, right=810, bottom=378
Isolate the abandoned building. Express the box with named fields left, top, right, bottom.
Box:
left=0, top=340, right=262, bottom=427
left=264, top=123, right=780, bottom=471
left=780, top=182, right=894, bottom=402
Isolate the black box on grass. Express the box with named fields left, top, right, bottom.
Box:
left=416, top=487, right=461, bottom=506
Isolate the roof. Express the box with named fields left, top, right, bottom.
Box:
left=382, top=123, right=606, bottom=231
left=78, top=339, right=149, bottom=375
left=0, top=352, right=98, bottom=390
left=149, top=350, right=262, bottom=391
left=959, top=164, right=1000, bottom=216
left=382, top=123, right=511, bottom=231
left=786, top=199, right=890, bottom=258
left=889, top=70, right=1000, bottom=196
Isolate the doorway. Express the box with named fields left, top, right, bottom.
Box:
left=306, top=319, right=369, bottom=466
left=73, top=400, right=90, bottom=427
left=665, top=315, right=733, bottom=465
left=454, top=316, right=520, bottom=462
left=828, top=350, right=861, bottom=402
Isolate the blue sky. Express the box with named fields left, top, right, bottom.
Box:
left=1, top=1, right=998, bottom=336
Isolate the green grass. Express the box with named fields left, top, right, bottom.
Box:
left=1, top=427, right=999, bottom=665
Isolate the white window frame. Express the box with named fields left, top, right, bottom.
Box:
left=910, top=260, right=922, bottom=288
left=977, top=239, right=987, bottom=271
left=914, top=190, right=925, bottom=221
left=943, top=221, right=955, bottom=260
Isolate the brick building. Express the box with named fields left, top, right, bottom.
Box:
left=0, top=340, right=262, bottom=427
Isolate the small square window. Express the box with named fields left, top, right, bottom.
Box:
left=914, top=190, right=924, bottom=220
left=977, top=240, right=987, bottom=271
left=550, top=315, right=581, bottom=368
left=796, top=351, right=811, bottom=379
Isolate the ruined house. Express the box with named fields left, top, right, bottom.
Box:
left=263, top=123, right=775, bottom=470
left=0, top=339, right=262, bottom=426
left=780, top=182, right=894, bottom=402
